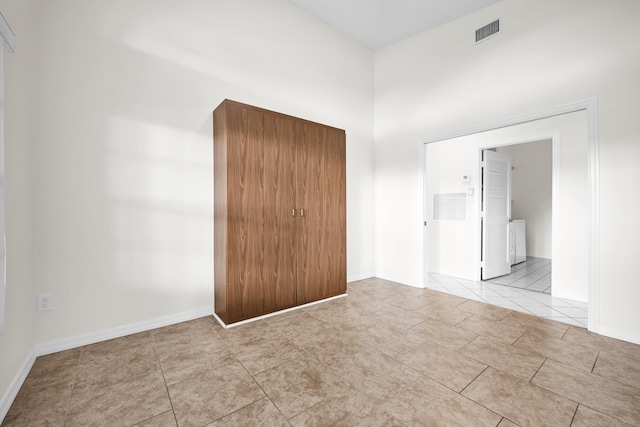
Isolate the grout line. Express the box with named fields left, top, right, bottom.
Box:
left=150, top=331, right=180, bottom=427
left=62, top=349, right=83, bottom=424
left=459, top=366, right=489, bottom=396
left=591, top=351, right=600, bottom=374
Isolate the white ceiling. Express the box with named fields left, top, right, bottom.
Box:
left=288, top=0, right=502, bottom=50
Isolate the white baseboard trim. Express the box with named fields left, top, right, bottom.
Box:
left=213, top=294, right=348, bottom=329
left=0, top=349, right=36, bottom=423
left=598, top=326, right=640, bottom=346
left=550, top=290, right=588, bottom=304
left=34, top=306, right=213, bottom=357
left=347, top=273, right=374, bottom=283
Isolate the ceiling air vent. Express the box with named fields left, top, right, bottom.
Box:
left=475, top=19, right=500, bottom=44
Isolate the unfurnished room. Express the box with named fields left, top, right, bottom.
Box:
left=0, top=0, right=639, bottom=425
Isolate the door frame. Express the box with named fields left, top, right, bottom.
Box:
left=421, top=98, right=599, bottom=333
left=478, top=136, right=558, bottom=283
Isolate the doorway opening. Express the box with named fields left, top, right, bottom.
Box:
left=480, top=140, right=553, bottom=294
left=422, top=99, right=598, bottom=332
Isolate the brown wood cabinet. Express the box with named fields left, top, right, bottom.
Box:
left=213, top=100, right=346, bottom=325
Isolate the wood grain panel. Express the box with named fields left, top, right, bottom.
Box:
left=263, top=114, right=297, bottom=311
left=296, top=123, right=346, bottom=304
left=226, top=105, right=267, bottom=322
left=214, top=99, right=345, bottom=324
left=213, top=102, right=228, bottom=321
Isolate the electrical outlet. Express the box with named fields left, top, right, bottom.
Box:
left=37, top=294, right=54, bottom=312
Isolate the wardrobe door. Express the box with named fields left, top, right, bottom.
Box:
left=296, top=122, right=347, bottom=304
left=226, top=104, right=296, bottom=322
left=263, top=113, right=297, bottom=312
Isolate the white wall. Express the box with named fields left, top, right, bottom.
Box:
left=0, top=0, right=36, bottom=416
left=425, top=112, right=587, bottom=302
left=498, top=140, right=552, bottom=258
left=375, top=0, right=640, bottom=341
left=28, top=0, right=374, bottom=343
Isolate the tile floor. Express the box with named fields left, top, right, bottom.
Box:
left=428, top=270, right=588, bottom=328
left=482, top=257, right=552, bottom=294
left=4, top=278, right=639, bottom=426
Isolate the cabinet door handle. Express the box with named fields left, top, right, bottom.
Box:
left=300, top=209, right=304, bottom=217
left=292, top=208, right=296, bottom=217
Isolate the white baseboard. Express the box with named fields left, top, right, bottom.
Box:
left=213, top=294, right=348, bottom=329
left=550, top=289, right=588, bottom=304
left=34, top=306, right=213, bottom=357
left=0, top=349, right=36, bottom=423
left=598, top=326, right=640, bottom=346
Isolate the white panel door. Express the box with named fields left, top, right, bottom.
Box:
left=482, top=150, right=512, bottom=280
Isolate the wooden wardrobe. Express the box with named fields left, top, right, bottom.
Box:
left=213, top=99, right=346, bottom=325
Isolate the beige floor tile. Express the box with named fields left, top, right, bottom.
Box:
left=133, top=410, right=177, bottom=427
left=380, top=291, right=430, bottom=310
left=295, top=326, right=368, bottom=366
left=7, top=282, right=640, bottom=427
left=513, top=329, right=598, bottom=371
left=571, top=405, right=634, bottom=427
left=265, top=310, right=329, bottom=341
left=399, top=341, right=487, bottom=392
left=2, top=381, right=73, bottom=427
left=152, top=320, right=225, bottom=354
left=66, top=370, right=172, bottom=427
left=319, top=304, right=380, bottom=330
left=290, top=389, right=403, bottom=427
left=328, top=348, right=420, bottom=400
left=18, top=352, right=79, bottom=397
left=422, top=289, right=469, bottom=307
left=497, top=419, right=520, bottom=427
left=338, top=293, right=394, bottom=313
left=207, top=397, right=289, bottom=427
left=80, top=331, right=153, bottom=362
left=413, top=301, right=474, bottom=325
left=461, top=336, right=546, bottom=381
left=325, top=348, right=419, bottom=400
left=72, top=343, right=161, bottom=403
left=359, top=322, right=426, bottom=358
left=158, top=342, right=237, bottom=385
left=152, top=316, right=219, bottom=341
left=375, top=305, right=430, bottom=330
left=531, top=359, right=640, bottom=425
left=463, top=367, right=578, bottom=427
left=456, top=299, right=514, bottom=321
left=254, top=359, right=350, bottom=419
left=168, top=361, right=265, bottom=426
left=500, top=311, right=569, bottom=339
left=232, top=336, right=306, bottom=375
left=408, top=319, right=478, bottom=350
left=457, top=315, right=527, bottom=345
left=217, top=320, right=285, bottom=349
left=592, top=349, right=640, bottom=389
left=382, top=375, right=502, bottom=426
left=562, top=327, right=640, bottom=360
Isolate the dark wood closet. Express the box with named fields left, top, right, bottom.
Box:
left=213, top=100, right=346, bottom=325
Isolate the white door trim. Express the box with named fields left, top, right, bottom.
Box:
left=421, top=98, right=599, bottom=334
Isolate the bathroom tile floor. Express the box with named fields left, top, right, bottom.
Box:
left=4, top=278, right=639, bottom=426
left=428, top=268, right=588, bottom=328
left=482, top=256, right=552, bottom=294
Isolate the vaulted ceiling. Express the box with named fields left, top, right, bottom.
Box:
left=288, top=0, right=502, bottom=50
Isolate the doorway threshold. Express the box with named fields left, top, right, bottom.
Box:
left=427, top=271, right=586, bottom=327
